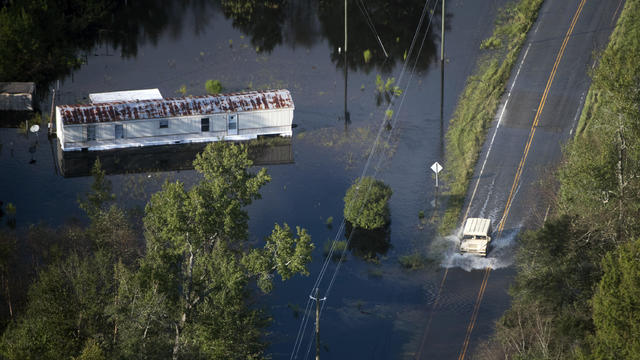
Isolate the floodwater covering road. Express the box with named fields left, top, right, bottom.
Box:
left=2, top=0, right=610, bottom=358
left=416, top=0, right=624, bottom=359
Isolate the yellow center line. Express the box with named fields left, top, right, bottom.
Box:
left=457, top=1, right=587, bottom=359
left=498, top=0, right=586, bottom=234
left=457, top=267, right=490, bottom=360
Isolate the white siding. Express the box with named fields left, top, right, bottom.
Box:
left=56, top=108, right=64, bottom=144
left=64, top=125, right=84, bottom=143
left=169, top=117, right=198, bottom=134
left=126, top=120, right=157, bottom=138
left=123, top=117, right=198, bottom=138
left=97, top=123, right=115, bottom=140
left=238, top=109, right=292, bottom=130
left=210, top=114, right=227, bottom=131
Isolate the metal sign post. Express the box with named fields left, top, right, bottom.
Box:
left=431, top=161, right=443, bottom=187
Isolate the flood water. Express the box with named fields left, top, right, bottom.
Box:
left=0, top=0, right=512, bottom=358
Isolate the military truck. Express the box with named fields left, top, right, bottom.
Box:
left=459, top=218, right=492, bottom=256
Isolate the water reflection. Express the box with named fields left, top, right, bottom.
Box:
left=321, top=0, right=439, bottom=73
left=56, top=138, right=293, bottom=177
left=1, top=0, right=441, bottom=95
left=345, top=222, right=391, bottom=261
left=0, top=111, right=34, bottom=128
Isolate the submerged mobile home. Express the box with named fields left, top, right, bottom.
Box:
left=56, top=89, right=294, bottom=151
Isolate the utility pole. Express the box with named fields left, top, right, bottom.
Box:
left=441, top=0, right=445, bottom=64
left=345, top=0, right=348, bottom=55
left=48, top=88, right=56, bottom=136
left=439, top=0, right=445, bottom=157
left=310, top=288, right=326, bottom=360
left=344, top=0, right=350, bottom=128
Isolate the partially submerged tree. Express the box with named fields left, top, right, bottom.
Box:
left=1, top=142, right=313, bottom=360
left=78, top=158, right=115, bottom=220
left=138, top=142, right=313, bottom=359
left=343, top=176, right=392, bottom=230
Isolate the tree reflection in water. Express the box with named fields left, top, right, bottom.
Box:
left=0, top=0, right=442, bottom=92
left=345, top=221, right=391, bottom=262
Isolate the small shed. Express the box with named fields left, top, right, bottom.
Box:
left=0, top=82, right=35, bottom=111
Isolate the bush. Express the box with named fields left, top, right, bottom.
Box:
left=344, top=177, right=392, bottom=230
left=205, top=79, right=223, bottom=95
left=363, top=49, right=372, bottom=64
left=398, top=253, right=427, bottom=270
left=325, top=216, right=333, bottom=228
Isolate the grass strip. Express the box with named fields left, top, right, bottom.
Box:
left=439, top=0, right=545, bottom=234
left=575, top=0, right=640, bottom=137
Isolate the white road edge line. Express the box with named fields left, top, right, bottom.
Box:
left=569, top=91, right=586, bottom=136
left=463, top=42, right=532, bottom=223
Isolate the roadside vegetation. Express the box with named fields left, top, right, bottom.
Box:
left=439, top=0, right=544, bottom=233
left=0, top=142, right=314, bottom=359
left=476, top=1, right=640, bottom=358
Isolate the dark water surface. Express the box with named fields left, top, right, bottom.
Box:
left=0, top=1, right=510, bottom=358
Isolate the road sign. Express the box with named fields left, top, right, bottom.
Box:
left=431, top=162, right=443, bottom=187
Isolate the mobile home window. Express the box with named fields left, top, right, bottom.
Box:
left=159, top=119, right=169, bottom=129
left=86, top=125, right=96, bottom=141
left=201, top=118, right=210, bottom=132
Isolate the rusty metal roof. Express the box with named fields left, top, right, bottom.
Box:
left=58, top=89, right=294, bottom=125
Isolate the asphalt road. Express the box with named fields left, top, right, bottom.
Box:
left=417, top=0, right=624, bottom=358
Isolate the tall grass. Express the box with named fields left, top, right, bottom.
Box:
left=439, top=0, right=544, bottom=234
left=575, top=0, right=640, bottom=137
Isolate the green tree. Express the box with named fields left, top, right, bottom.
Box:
left=0, top=230, right=16, bottom=326
left=0, top=251, right=116, bottom=360
left=78, top=159, right=115, bottom=220
left=343, top=176, right=392, bottom=230
left=588, top=238, right=640, bottom=359
left=139, top=142, right=313, bottom=359
left=0, top=142, right=313, bottom=360
left=244, top=223, right=313, bottom=293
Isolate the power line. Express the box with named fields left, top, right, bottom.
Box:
left=290, top=0, right=438, bottom=357
left=356, top=0, right=389, bottom=57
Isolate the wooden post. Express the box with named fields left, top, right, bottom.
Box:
left=441, top=0, right=445, bottom=63
left=48, top=88, right=56, bottom=136
left=344, top=0, right=349, bottom=128
left=439, top=0, right=445, bottom=156
left=315, top=288, right=320, bottom=360
left=310, top=288, right=326, bottom=360
left=344, top=0, right=348, bottom=55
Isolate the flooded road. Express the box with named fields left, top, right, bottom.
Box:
left=1, top=0, right=510, bottom=358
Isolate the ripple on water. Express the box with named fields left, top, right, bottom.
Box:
left=427, top=224, right=522, bottom=272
